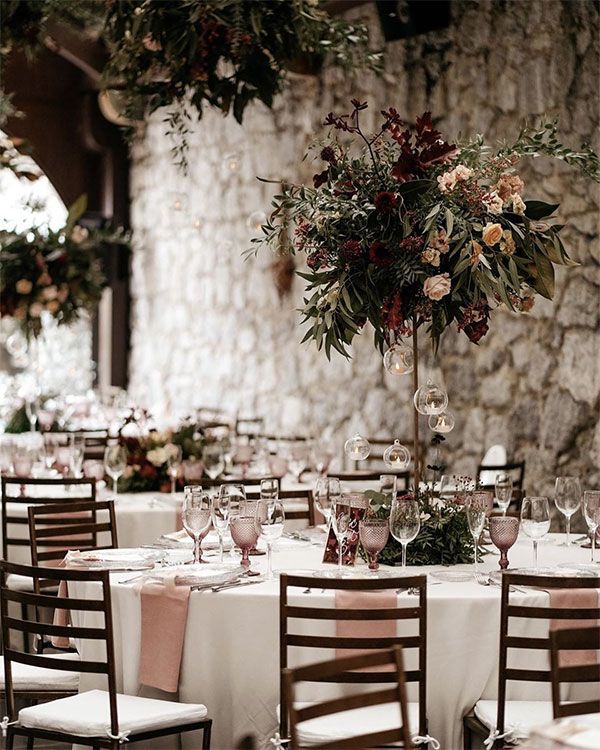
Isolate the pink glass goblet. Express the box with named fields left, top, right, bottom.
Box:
left=489, top=516, right=519, bottom=570
left=230, top=515, right=259, bottom=568
left=359, top=518, right=390, bottom=572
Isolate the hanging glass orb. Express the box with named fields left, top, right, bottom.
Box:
left=428, top=411, right=455, bottom=434
left=413, top=379, right=448, bottom=415
left=171, top=192, right=188, bottom=212
left=246, top=210, right=267, bottom=232
left=383, top=439, right=411, bottom=470
left=383, top=343, right=414, bottom=376
left=222, top=152, right=241, bottom=176
left=344, top=433, right=371, bottom=461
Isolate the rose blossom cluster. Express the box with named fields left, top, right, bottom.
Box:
left=436, top=164, right=473, bottom=192
left=421, top=228, right=450, bottom=267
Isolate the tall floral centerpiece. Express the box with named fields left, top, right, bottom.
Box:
left=250, top=101, right=599, bottom=484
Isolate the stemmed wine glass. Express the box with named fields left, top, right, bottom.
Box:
left=389, top=497, right=420, bottom=569
left=230, top=507, right=259, bottom=569
left=466, top=493, right=487, bottom=575
left=203, top=445, right=225, bottom=481
left=520, top=496, right=551, bottom=572
left=494, top=473, right=513, bottom=516
left=257, top=499, right=285, bottom=579
left=211, top=492, right=230, bottom=563
left=582, top=491, right=600, bottom=565
left=220, top=484, right=247, bottom=561
left=554, top=476, right=581, bottom=546
left=103, top=444, right=127, bottom=494
left=287, top=442, right=308, bottom=483
left=359, top=517, right=389, bottom=573
left=260, top=477, right=279, bottom=501
left=42, top=433, right=57, bottom=472
left=70, top=435, right=85, bottom=478
left=379, top=475, right=397, bottom=499
left=489, top=516, right=519, bottom=570
left=330, top=498, right=351, bottom=577
left=314, top=477, right=341, bottom=525
left=24, top=398, right=38, bottom=433
left=182, top=486, right=212, bottom=565
left=167, top=445, right=183, bottom=495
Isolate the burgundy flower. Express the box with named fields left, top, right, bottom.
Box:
left=463, top=318, right=489, bottom=344
left=381, top=292, right=404, bottom=333
left=340, top=240, right=363, bottom=264
left=333, top=180, right=356, bottom=197
left=320, top=146, right=336, bottom=164
left=307, top=251, right=325, bottom=270
left=313, top=169, right=329, bottom=188
left=374, top=191, right=398, bottom=214
left=399, top=236, right=424, bottom=253
left=369, top=240, right=393, bottom=267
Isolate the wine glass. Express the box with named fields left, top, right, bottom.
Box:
left=167, top=445, right=183, bottom=495
left=582, top=491, right=600, bottom=565
left=439, top=474, right=455, bottom=501
left=103, top=444, right=127, bottom=494
left=211, top=491, right=230, bottom=563
left=70, top=435, right=85, bottom=478
left=203, top=444, right=225, bottom=481
left=257, top=499, right=285, bottom=579
left=24, top=398, right=38, bottom=432
left=260, top=477, right=279, bottom=501
left=314, top=477, right=341, bottom=525
left=330, top=498, right=352, bottom=577
left=520, top=496, right=551, bottom=572
left=220, top=484, right=246, bottom=560
left=230, top=508, right=259, bottom=569
left=554, top=476, right=581, bottom=546
left=494, top=473, right=513, bottom=516
left=379, top=474, right=397, bottom=499
left=287, top=441, right=308, bottom=483
left=389, top=497, right=420, bottom=568
left=42, top=433, right=57, bottom=472
left=182, top=486, right=212, bottom=565
left=311, top=441, right=333, bottom=476
left=466, top=493, right=487, bottom=575
left=359, top=517, right=389, bottom=572
left=489, top=516, right=519, bottom=570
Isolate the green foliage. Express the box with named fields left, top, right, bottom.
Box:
left=4, top=405, right=30, bottom=434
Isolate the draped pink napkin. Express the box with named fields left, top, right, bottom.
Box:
left=51, top=579, right=71, bottom=649
left=175, top=503, right=183, bottom=532
left=138, top=576, right=190, bottom=692
left=549, top=588, right=600, bottom=667
left=335, top=589, right=397, bottom=667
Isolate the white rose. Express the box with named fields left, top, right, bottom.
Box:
left=147, top=447, right=167, bottom=467
left=453, top=164, right=473, bottom=181
left=483, top=191, right=504, bottom=214
left=437, top=172, right=456, bottom=193
left=423, top=273, right=451, bottom=301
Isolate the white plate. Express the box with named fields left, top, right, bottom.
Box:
left=150, top=562, right=245, bottom=587
left=66, top=548, right=160, bottom=571
left=429, top=570, right=474, bottom=583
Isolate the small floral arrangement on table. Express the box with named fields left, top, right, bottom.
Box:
left=0, top=194, right=130, bottom=338
left=118, top=422, right=210, bottom=493
left=363, top=479, right=484, bottom=566
left=250, top=100, right=599, bottom=355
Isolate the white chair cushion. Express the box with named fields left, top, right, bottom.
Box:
left=280, top=701, right=420, bottom=746
left=0, top=653, right=80, bottom=692
left=474, top=700, right=554, bottom=741
left=18, top=689, right=208, bottom=738
left=6, top=574, right=35, bottom=592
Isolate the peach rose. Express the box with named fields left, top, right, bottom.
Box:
left=482, top=222, right=503, bottom=246
left=430, top=228, right=450, bottom=253
left=41, top=285, right=58, bottom=301
left=500, top=230, right=516, bottom=255
left=437, top=172, right=456, bottom=193
left=423, top=273, right=451, bottom=301
left=496, top=173, right=524, bottom=201
left=452, top=164, right=473, bottom=181
left=46, top=300, right=60, bottom=314
left=421, top=248, right=441, bottom=267
left=15, top=279, right=32, bottom=294
left=510, top=194, right=526, bottom=215
left=483, top=191, right=503, bottom=214
left=29, top=302, right=43, bottom=317
left=469, top=240, right=483, bottom=265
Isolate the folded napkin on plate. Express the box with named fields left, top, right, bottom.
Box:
left=335, top=590, right=397, bottom=667
left=549, top=588, right=600, bottom=667
left=138, top=575, right=191, bottom=693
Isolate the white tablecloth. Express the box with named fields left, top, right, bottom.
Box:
left=68, top=533, right=599, bottom=750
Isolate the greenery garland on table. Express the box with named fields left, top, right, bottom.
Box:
left=249, top=100, right=599, bottom=356
left=1, top=1, right=382, bottom=170
left=0, top=194, right=130, bottom=338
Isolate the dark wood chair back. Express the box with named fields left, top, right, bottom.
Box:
left=477, top=460, right=525, bottom=490
left=280, top=573, right=427, bottom=740
left=284, top=645, right=413, bottom=749
left=1, top=477, right=96, bottom=562
left=197, top=476, right=278, bottom=489
left=549, top=625, right=600, bottom=718
left=329, top=471, right=410, bottom=492
left=246, top=489, right=315, bottom=526
left=496, top=572, right=600, bottom=740
left=28, top=499, right=118, bottom=568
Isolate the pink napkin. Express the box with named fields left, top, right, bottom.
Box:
left=175, top=502, right=183, bottom=532
left=138, top=576, right=191, bottom=692
left=549, top=588, right=600, bottom=667
left=51, top=579, right=71, bottom=649
left=335, top=590, right=397, bottom=667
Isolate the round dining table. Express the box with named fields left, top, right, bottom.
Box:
left=67, top=532, right=599, bottom=750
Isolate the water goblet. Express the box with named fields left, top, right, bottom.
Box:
left=554, top=476, right=581, bottom=546
left=167, top=445, right=183, bottom=495
left=520, top=496, right=551, bottom=572
left=489, top=516, right=519, bottom=570
left=494, top=473, right=513, bottom=516
left=42, top=433, right=58, bottom=472
left=582, top=490, right=600, bottom=565
left=203, top=444, right=225, bottom=481
left=220, top=483, right=247, bottom=560
left=211, top=492, right=230, bottom=563
left=466, top=492, right=488, bottom=575
left=230, top=512, right=259, bottom=568
left=182, top=486, right=212, bottom=565
left=389, top=497, right=420, bottom=568
left=103, top=444, right=127, bottom=494
left=314, top=477, right=341, bottom=525
left=257, top=499, right=285, bottom=579
left=359, top=517, right=389, bottom=572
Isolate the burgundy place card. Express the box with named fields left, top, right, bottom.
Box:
left=323, top=493, right=368, bottom=566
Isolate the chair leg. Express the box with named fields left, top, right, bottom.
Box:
left=26, top=736, right=34, bottom=750
left=463, top=721, right=472, bottom=750
left=202, top=720, right=213, bottom=750
left=21, top=602, right=30, bottom=653
left=6, top=729, right=15, bottom=750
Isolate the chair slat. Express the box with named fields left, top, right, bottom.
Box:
left=34, top=522, right=112, bottom=538
left=4, top=616, right=106, bottom=640
left=3, top=588, right=105, bottom=611
left=296, top=687, right=400, bottom=722
left=285, top=605, right=419, bottom=621
left=508, top=605, right=600, bottom=619
left=5, top=649, right=108, bottom=675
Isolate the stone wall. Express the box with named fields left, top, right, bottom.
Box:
left=128, top=0, right=600, bottom=496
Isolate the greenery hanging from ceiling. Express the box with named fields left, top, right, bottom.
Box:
left=1, top=0, right=383, bottom=170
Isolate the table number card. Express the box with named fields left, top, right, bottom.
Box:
left=322, top=493, right=368, bottom=566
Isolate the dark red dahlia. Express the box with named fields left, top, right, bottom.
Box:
left=374, top=191, right=398, bottom=214
left=381, top=292, right=404, bottom=333
left=313, top=169, right=329, bottom=188
left=320, top=146, right=336, bottom=164
left=399, top=236, right=425, bottom=253
left=463, top=318, right=489, bottom=344
left=307, top=252, right=325, bottom=270
left=340, top=240, right=363, bottom=264
left=369, top=240, right=393, bottom=267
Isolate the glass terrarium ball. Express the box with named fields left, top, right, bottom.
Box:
left=413, top=379, right=449, bottom=415
left=246, top=210, right=267, bottom=232
left=344, top=433, right=371, bottom=461
left=383, top=343, right=414, bottom=376
left=428, top=411, right=455, bottom=434
left=383, top=440, right=411, bottom=470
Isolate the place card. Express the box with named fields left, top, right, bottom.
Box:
left=322, top=493, right=368, bottom=566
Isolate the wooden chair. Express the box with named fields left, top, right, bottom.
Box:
left=329, top=471, right=410, bottom=492
left=463, top=572, right=600, bottom=749
left=476, top=460, right=526, bottom=490
left=280, top=573, right=428, bottom=746
left=549, top=626, right=600, bottom=719
left=0, top=561, right=212, bottom=750
left=284, top=645, right=413, bottom=749
left=246, top=488, right=315, bottom=526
